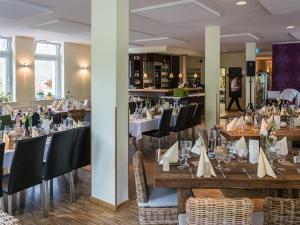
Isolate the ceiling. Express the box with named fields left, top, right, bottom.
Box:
left=0, top=0, right=300, bottom=53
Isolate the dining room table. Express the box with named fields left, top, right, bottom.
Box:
left=154, top=152, right=300, bottom=213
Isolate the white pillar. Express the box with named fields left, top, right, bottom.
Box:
left=91, top=0, right=129, bottom=209
left=205, top=26, right=220, bottom=130
left=245, top=42, right=256, bottom=108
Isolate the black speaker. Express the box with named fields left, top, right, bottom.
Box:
left=246, top=61, right=256, bottom=77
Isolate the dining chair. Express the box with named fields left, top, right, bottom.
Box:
left=178, top=197, right=254, bottom=225
left=0, top=115, right=12, bottom=130
left=191, top=103, right=203, bottom=142
left=264, top=197, right=300, bottom=225
left=2, top=136, right=47, bottom=215
left=42, top=129, right=77, bottom=217
left=68, top=109, right=85, bottom=122
left=184, top=104, right=197, bottom=138
left=133, top=152, right=178, bottom=225
left=0, top=210, right=20, bottom=224
left=170, top=106, right=189, bottom=140
left=142, top=108, right=173, bottom=149
left=0, top=143, right=5, bottom=211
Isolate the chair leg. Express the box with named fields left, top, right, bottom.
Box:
left=8, top=195, right=12, bottom=215
left=40, top=183, right=46, bottom=218
left=50, top=179, right=54, bottom=199
left=69, top=172, right=75, bottom=202
left=42, top=180, right=49, bottom=218
left=0, top=197, right=4, bottom=211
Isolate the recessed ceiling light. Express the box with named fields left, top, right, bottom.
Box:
left=235, top=1, right=247, bottom=6
left=286, top=25, right=295, bottom=29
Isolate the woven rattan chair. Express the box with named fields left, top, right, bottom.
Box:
left=264, top=197, right=300, bottom=225
left=133, top=152, right=178, bottom=225
left=178, top=198, right=254, bottom=225
left=0, top=210, right=20, bottom=224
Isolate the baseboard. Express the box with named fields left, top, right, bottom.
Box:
left=90, top=197, right=131, bottom=211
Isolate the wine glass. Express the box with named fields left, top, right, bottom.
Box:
left=185, top=141, right=192, bottom=159
left=215, top=150, right=225, bottom=170
left=223, top=155, right=231, bottom=172
left=177, top=148, right=186, bottom=170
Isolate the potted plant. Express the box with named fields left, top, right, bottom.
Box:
left=46, top=92, right=53, bottom=100
left=36, top=90, right=44, bottom=100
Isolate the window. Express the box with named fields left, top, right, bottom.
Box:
left=35, top=41, right=61, bottom=98
left=0, top=36, right=12, bottom=99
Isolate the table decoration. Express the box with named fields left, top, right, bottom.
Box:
left=249, top=139, right=260, bottom=164
left=197, top=147, right=216, bottom=178
left=257, top=147, right=277, bottom=178
left=159, top=142, right=178, bottom=165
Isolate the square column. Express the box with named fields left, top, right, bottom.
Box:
left=91, top=0, right=129, bottom=209
left=205, top=26, right=220, bottom=130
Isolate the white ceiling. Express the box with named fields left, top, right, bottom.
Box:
left=0, top=0, right=299, bottom=52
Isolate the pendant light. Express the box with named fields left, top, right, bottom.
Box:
left=194, top=73, right=198, bottom=78
left=143, top=53, right=148, bottom=79
left=178, top=72, right=183, bottom=78
left=169, top=56, right=174, bottom=78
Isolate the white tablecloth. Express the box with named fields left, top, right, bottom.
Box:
left=129, top=114, right=177, bottom=140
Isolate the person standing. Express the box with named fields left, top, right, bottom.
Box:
left=227, top=75, right=243, bottom=112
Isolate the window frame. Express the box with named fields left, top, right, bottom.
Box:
left=34, top=41, right=62, bottom=98
left=0, top=36, right=12, bottom=98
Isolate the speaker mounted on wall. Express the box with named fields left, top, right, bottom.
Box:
left=246, top=61, right=256, bottom=77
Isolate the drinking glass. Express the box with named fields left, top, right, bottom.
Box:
left=184, top=140, right=192, bottom=159
left=215, top=150, right=225, bottom=170
left=237, top=148, right=248, bottom=162
left=223, top=156, right=231, bottom=172
left=177, top=149, right=186, bottom=170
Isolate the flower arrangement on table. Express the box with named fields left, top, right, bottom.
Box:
left=261, top=122, right=278, bottom=163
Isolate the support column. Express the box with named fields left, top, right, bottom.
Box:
left=245, top=42, right=256, bottom=109
left=91, top=0, right=129, bottom=209
left=205, top=26, right=220, bottom=130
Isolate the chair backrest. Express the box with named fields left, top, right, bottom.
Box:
left=185, top=198, right=254, bottom=225
left=174, top=106, right=189, bottom=132
left=264, top=197, right=300, bottom=225
left=51, top=113, right=62, bottom=125
left=0, top=143, right=5, bottom=197
left=68, top=109, right=85, bottom=122
left=43, top=129, right=77, bottom=180
left=132, top=152, right=148, bottom=204
left=158, top=108, right=173, bottom=136
left=8, top=136, right=47, bottom=194
left=185, top=104, right=197, bottom=129
left=84, top=111, right=91, bottom=123
left=129, top=102, right=136, bottom=114
left=72, top=126, right=91, bottom=170
left=31, top=112, right=40, bottom=127
left=0, top=115, right=12, bottom=129
left=192, top=103, right=203, bottom=127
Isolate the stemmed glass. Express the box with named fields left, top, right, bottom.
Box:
left=185, top=141, right=192, bottom=159
left=177, top=148, right=186, bottom=170
left=223, top=155, right=231, bottom=172
left=215, top=150, right=225, bottom=170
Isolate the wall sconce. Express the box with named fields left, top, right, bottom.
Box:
left=80, top=66, right=89, bottom=70
left=22, top=63, right=31, bottom=68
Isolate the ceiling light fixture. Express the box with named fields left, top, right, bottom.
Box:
left=235, top=1, right=247, bottom=6
left=286, top=25, right=295, bottom=29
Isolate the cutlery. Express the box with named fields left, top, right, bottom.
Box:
left=189, top=167, right=195, bottom=179
left=220, top=169, right=226, bottom=178
left=242, top=168, right=252, bottom=179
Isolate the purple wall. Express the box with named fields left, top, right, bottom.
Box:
left=272, top=43, right=300, bottom=91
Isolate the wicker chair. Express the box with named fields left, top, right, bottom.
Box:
left=264, top=197, right=300, bottom=225
left=0, top=210, right=20, bottom=224
left=133, top=152, right=178, bottom=225
left=178, top=198, right=254, bottom=225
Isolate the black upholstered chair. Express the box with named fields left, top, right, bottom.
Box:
left=31, top=112, right=40, bottom=127
left=142, top=108, right=173, bottom=148
left=72, top=126, right=91, bottom=170
left=42, top=129, right=77, bottom=217
left=170, top=106, right=189, bottom=140
left=192, top=103, right=203, bottom=141
left=2, top=136, right=47, bottom=215
left=0, top=142, right=5, bottom=211
left=185, top=104, right=197, bottom=130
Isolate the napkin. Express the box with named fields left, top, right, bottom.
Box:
left=226, top=118, right=238, bottom=131
left=235, top=137, right=248, bottom=152
left=56, top=101, right=63, bottom=111
left=267, top=115, right=274, bottom=129
left=277, top=137, right=288, bottom=156
left=3, top=133, right=10, bottom=150
left=295, top=116, right=300, bottom=127
left=159, top=142, right=179, bottom=165
left=42, top=119, right=50, bottom=133
left=260, top=119, right=268, bottom=136
left=249, top=139, right=260, bottom=164
left=146, top=110, right=153, bottom=120
left=78, top=121, right=84, bottom=127
left=83, top=99, right=88, bottom=107
left=257, top=148, right=276, bottom=178
left=191, top=136, right=207, bottom=155
left=236, top=116, right=245, bottom=127
left=73, top=121, right=78, bottom=128
left=52, top=100, right=58, bottom=108
left=196, top=147, right=216, bottom=178
left=31, top=127, right=39, bottom=137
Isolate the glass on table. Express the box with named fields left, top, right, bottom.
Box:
left=215, top=148, right=225, bottom=170
left=223, top=155, right=231, bottom=172
left=237, top=148, right=248, bottom=162
left=177, top=148, right=187, bottom=170
left=184, top=140, right=192, bottom=159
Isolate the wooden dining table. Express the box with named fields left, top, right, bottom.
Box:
left=219, top=124, right=300, bottom=141
left=154, top=153, right=300, bottom=213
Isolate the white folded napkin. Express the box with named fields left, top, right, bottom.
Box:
left=249, top=139, right=260, bottom=164
left=295, top=116, right=300, bottom=127
left=159, top=142, right=179, bottom=165
left=56, top=101, right=63, bottom=111
left=226, top=118, right=238, bottom=131
left=52, top=100, right=58, bottom=108
left=146, top=110, right=153, bottom=120
left=3, top=133, right=10, bottom=151
left=236, top=116, right=245, bottom=127
left=73, top=121, right=78, bottom=128
left=41, top=119, right=50, bottom=133
left=267, top=115, right=274, bottom=129
left=260, top=106, right=266, bottom=115
left=235, top=137, right=247, bottom=152
left=78, top=121, right=84, bottom=127
left=260, top=119, right=268, bottom=136
left=277, top=137, right=288, bottom=156
left=31, top=127, right=39, bottom=137
left=197, top=147, right=216, bottom=178
left=83, top=99, right=88, bottom=107
left=257, top=148, right=276, bottom=178
left=191, top=136, right=207, bottom=155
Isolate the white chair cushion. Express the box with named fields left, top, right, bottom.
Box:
left=147, top=185, right=177, bottom=208
left=178, top=214, right=186, bottom=225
